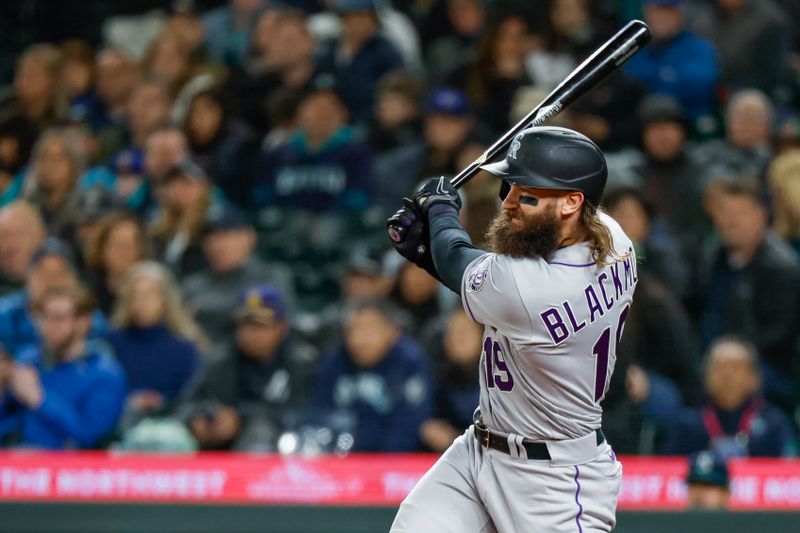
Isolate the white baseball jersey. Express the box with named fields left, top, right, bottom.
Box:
left=461, top=212, right=637, bottom=441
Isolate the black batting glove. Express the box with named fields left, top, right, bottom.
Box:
left=386, top=198, right=442, bottom=282
left=413, top=176, right=462, bottom=217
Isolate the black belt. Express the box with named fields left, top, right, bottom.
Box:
left=473, top=423, right=605, bottom=460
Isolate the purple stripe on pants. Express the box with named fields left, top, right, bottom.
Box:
left=574, top=466, right=583, bottom=533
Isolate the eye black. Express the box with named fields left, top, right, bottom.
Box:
left=520, top=196, right=539, bottom=207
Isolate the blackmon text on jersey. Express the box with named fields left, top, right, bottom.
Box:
left=539, top=248, right=638, bottom=345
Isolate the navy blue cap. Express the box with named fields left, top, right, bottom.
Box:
left=425, top=88, right=471, bottom=117
left=203, top=203, right=251, bottom=234
left=111, top=149, right=144, bottom=175
left=331, top=0, right=378, bottom=13
left=235, top=284, right=287, bottom=324
left=687, top=451, right=729, bottom=487
left=29, top=238, right=77, bottom=272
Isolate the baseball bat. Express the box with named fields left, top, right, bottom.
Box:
left=451, top=18, right=651, bottom=189
left=387, top=19, right=650, bottom=245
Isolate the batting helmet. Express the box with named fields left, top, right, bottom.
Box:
left=480, top=126, right=607, bottom=206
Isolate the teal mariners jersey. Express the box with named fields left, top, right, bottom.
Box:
left=461, top=213, right=638, bottom=441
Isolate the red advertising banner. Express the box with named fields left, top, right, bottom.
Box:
left=0, top=452, right=798, bottom=510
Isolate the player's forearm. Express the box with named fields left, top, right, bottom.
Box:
left=428, top=204, right=485, bottom=294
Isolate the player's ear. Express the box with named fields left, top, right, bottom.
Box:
left=560, top=191, right=584, bottom=216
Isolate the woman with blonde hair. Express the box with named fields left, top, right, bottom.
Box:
left=23, top=127, right=86, bottom=240
left=105, top=260, right=206, bottom=416
left=768, top=149, right=800, bottom=256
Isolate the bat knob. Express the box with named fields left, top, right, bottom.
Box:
left=387, top=224, right=405, bottom=243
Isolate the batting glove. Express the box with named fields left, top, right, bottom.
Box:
left=413, top=176, right=462, bottom=216
left=386, top=198, right=443, bottom=282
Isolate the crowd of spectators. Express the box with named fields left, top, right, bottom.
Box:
left=0, top=0, right=799, bottom=474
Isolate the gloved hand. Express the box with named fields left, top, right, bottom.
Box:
left=386, top=198, right=442, bottom=282
left=413, top=176, right=461, bottom=216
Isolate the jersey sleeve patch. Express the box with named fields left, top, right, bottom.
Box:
left=465, top=254, right=493, bottom=293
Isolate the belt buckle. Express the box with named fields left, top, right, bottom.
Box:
left=476, top=422, right=490, bottom=448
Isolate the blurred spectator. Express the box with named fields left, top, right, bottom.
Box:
left=84, top=211, right=149, bottom=315
left=318, top=0, right=405, bottom=125
left=543, top=0, right=611, bottom=60
left=253, top=80, right=373, bottom=212
left=203, top=0, right=271, bottom=69
left=0, top=238, right=108, bottom=357
left=602, top=350, right=684, bottom=455
left=367, top=70, right=424, bottom=154
left=140, top=32, right=220, bottom=124
left=93, top=48, right=140, bottom=161
left=22, top=129, right=86, bottom=242
left=0, top=44, right=64, bottom=132
left=164, top=3, right=207, bottom=56
left=142, top=125, right=191, bottom=201
left=662, top=335, right=796, bottom=457
left=695, top=89, right=774, bottom=182
left=616, top=94, right=710, bottom=253
left=368, top=70, right=424, bottom=208
left=0, top=201, right=47, bottom=294
left=305, top=244, right=394, bottom=352
left=767, top=149, right=800, bottom=256
left=412, top=87, right=474, bottom=183
left=605, top=186, right=689, bottom=296
left=59, top=40, right=101, bottom=127
left=0, top=285, right=125, bottom=449
left=106, top=261, right=205, bottom=419
left=95, top=48, right=139, bottom=124
left=458, top=142, right=499, bottom=249
left=185, top=284, right=316, bottom=451
left=184, top=88, right=258, bottom=207
left=695, top=175, right=800, bottom=408
left=686, top=450, right=731, bottom=509
left=314, top=297, right=433, bottom=451
left=425, top=0, right=485, bottom=87
left=420, top=308, right=481, bottom=452
left=123, top=77, right=174, bottom=151
left=0, top=117, right=36, bottom=204
left=149, top=157, right=214, bottom=276
left=455, top=13, right=533, bottom=139
left=223, top=9, right=318, bottom=138
left=624, top=0, right=718, bottom=123
left=182, top=202, right=296, bottom=356
left=390, top=262, right=442, bottom=339
left=691, top=0, right=790, bottom=95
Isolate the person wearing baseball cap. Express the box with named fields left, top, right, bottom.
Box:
left=409, top=87, right=475, bottom=184
left=318, top=0, right=403, bottom=125
left=182, top=203, right=296, bottom=355
left=686, top=450, right=730, bottom=509
left=184, top=284, right=317, bottom=451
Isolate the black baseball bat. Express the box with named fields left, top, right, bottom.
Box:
left=387, top=19, right=650, bottom=245
left=451, top=19, right=651, bottom=188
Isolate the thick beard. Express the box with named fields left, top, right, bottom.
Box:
left=486, top=204, right=562, bottom=259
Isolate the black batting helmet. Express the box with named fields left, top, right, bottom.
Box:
left=480, top=126, right=607, bottom=206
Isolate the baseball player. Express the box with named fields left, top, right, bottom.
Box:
left=386, top=126, right=638, bottom=532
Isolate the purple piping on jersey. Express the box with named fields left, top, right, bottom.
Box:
left=574, top=466, right=584, bottom=533
left=463, top=291, right=478, bottom=323
left=548, top=261, right=596, bottom=268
